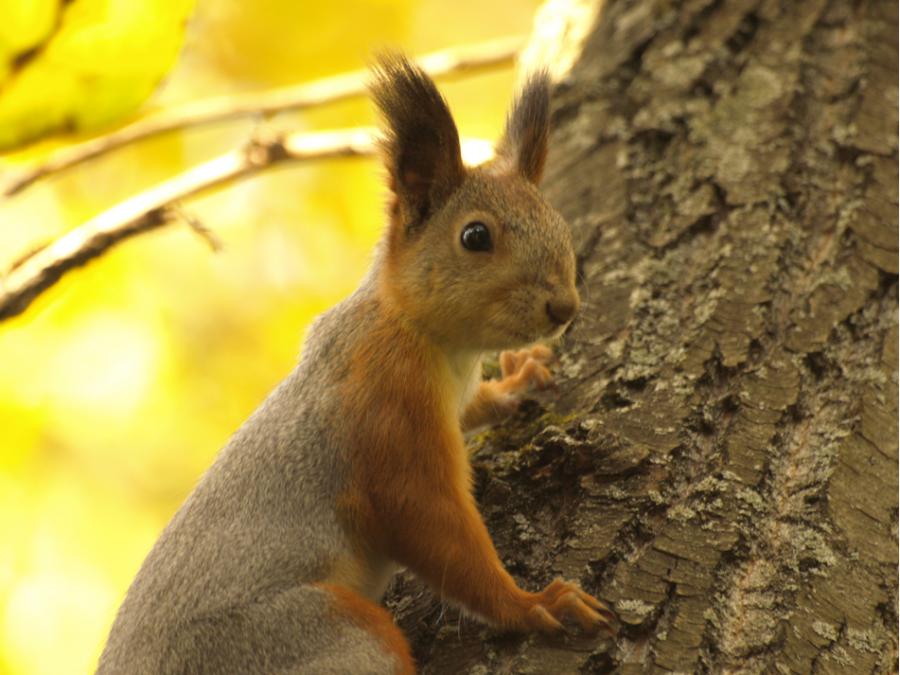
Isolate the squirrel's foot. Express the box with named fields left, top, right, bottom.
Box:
left=526, top=579, right=618, bottom=637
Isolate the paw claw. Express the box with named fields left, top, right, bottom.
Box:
left=499, top=350, right=519, bottom=379
left=529, top=344, right=554, bottom=363
left=531, top=579, right=618, bottom=638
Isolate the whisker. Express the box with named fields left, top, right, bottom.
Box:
left=576, top=269, right=594, bottom=306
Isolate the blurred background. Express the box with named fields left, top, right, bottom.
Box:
left=0, top=1, right=540, bottom=672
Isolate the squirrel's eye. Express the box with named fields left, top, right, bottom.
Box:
left=460, top=222, right=492, bottom=252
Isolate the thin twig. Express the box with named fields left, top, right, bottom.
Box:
left=2, top=35, right=523, bottom=196
left=170, top=203, right=222, bottom=252
left=0, top=127, right=378, bottom=322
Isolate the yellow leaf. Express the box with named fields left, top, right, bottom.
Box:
left=0, top=0, right=195, bottom=150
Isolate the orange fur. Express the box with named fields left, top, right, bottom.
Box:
left=460, top=380, right=514, bottom=431
left=337, top=296, right=544, bottom=630
left=318, top=583, right=415, bottom=675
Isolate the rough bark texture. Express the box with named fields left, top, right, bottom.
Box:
left=386, top=1, right=898, bottom=673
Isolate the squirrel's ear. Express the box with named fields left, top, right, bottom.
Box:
left=497, top=71, right=551, bottom=185
left=371, top=54, right=465, bottom=230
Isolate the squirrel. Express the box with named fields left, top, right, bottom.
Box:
left=96, top=54, right=615, bottom=675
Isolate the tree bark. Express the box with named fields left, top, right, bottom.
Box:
left=387, top=1, right=899, bottom=673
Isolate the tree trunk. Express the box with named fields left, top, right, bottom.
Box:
left=387, top=1, right=899, bottom=672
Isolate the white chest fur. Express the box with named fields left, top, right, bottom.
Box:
left=446, top=350, right=483, bottom=418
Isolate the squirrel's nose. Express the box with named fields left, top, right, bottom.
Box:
left=546, top=294, right=579, bottom=326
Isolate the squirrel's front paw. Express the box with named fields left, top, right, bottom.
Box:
left=461, top=345, right=556, bottom=432
left=496, top=344, right=555, bottom=396
left=526, top=579, right=617, bottom=636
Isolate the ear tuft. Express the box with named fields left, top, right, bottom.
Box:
left=497, top=71, right=551, bottom=185
left=370, top=53, right=465, bottom=230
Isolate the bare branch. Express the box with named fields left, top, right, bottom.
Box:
left=0, top=127, right=378, bottom=322
left=2, top=35, right=523, bottom=196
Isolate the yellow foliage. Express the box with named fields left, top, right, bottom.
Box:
left=0, top=0, right=195, bottom=150
left=195, top=0, right=413, bottom=84
left=0, top=0, right=58, bottom=81
left=0, top=0, right=540, bottom=672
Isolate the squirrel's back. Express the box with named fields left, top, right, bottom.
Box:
left=97, top=284, right=387, bottom=673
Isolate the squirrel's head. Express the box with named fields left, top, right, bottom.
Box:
left=372, top=54, right=578, bottom=352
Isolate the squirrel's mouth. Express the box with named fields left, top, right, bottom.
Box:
left=503, top=324, right=567, bottom=348
left=499, top=315, right=572, bottom=348
left=501, top=327, right=541, bottom=348
left=545, top=323, right=570, bottom=340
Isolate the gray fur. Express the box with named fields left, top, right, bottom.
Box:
left=96, top=286, right=400, bottom=674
